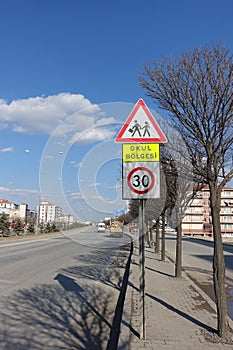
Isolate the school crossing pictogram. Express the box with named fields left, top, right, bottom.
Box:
left=115, top=99, right=167, bottom=143
left=129, top=120, right=151, bottom=137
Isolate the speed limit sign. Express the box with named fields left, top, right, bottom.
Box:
left=122, top=162, right=160, bottom=199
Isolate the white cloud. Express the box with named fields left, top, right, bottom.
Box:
left=0, top=93, right=123, bottom=147
left=0, top=146, right=13, bottom=153
left=69, top=192, right=82, bottom=199
left=0, top=93, right=99, bottom=135
left=0, top=187, right=40, bottom=208
left=0, top=186, right=10, bottom=192
left=69, top=127, right=116, bottom=145
left=0, top=186, right=39, bottom=196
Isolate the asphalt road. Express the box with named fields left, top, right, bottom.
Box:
left=0, top=226, right=132, bottom=350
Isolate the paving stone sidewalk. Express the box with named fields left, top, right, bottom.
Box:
left=118, top=244, right=233, bottom=350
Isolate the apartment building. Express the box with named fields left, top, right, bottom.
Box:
left=10, top=204, right=28, bottom=222
left=182, top=186, right=233, bottom=236
left=37, top=201, right=62, bottom=224
left=56, top=214, right=74, bottom=226
left=0, top=200, right=30, bottom=223
left=0, top=199, right=15, bottom=210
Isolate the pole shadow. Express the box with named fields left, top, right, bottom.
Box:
left=146, top=292, right=216, bottom=334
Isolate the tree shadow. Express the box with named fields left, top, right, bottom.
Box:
left=0, top=281, right=115, bottom=349
left=146, top=292, right=216, bottom=334
left=128, top=281, right=139, bottom=292
left=0, top=243, right=132, bottom=350
left=145, top=266, right=174, bottom=277
left=61, top=247, right=130, bottom=291
left=145, top=256, right=161, bottom=261
left=74, top=246, right=129, bottom=269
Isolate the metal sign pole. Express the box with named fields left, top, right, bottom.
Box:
left=115, top=98, right=167, bottom=343
left=139, top=198, right=146, bottom=339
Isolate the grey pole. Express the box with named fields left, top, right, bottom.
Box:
left=139, top=199, right=146, bottom=339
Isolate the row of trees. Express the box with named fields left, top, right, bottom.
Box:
left=120, top=44, right=233, bottom=341
left=0, top=213, right=60, bottom=236
left=0, top=213, right=88, bottom=236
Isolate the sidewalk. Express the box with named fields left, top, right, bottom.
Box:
left=118, top=243, right=233, bottom=350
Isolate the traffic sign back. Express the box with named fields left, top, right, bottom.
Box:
left=115, top=99, right=167, bottom=143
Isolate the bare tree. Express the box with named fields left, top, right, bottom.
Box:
left=140, top=44, right=233, bottom=339
left=160, top=147, right=179, bottom=265
left=161, top=141, right=202, bottom=276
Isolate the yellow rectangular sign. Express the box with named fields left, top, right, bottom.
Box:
left=122, top=143, right=160, bottom=162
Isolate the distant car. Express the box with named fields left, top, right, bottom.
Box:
left=165, top=226, right=176, bottom=233
left=97, top=223, right=106, bottom=233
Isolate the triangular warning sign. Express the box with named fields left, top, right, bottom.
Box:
left=115, top=99, right=167, bottom=143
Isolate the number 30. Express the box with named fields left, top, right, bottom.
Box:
left=132, top=174, right=149, bottom=188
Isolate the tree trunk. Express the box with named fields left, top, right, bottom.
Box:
left=175, top=216, right=182, bottom=278
left=209, top=183, right=230, bottom=338
left=161, top=210, right=166, bottom=261
left=148, top=226, right=152, bottom=247
left=155, top=219, right=160, bottom=253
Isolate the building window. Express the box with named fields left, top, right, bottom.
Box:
left=222, top=224, right=233, bottom=229
left=192, top=198, right=202, bottom=204
left=193, top=215, right=202, bottom=221
left=223, top=207, right=232, bottom=213
left=203, top=192, right=210, bottom=197
left=223, top=191, right=233, bottom=196
left=223, top=216, right=232, bottom=221
left=193, top=208, right=202, bottom=213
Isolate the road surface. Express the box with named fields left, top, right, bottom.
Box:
left=0, top=226, right=132, bottom=349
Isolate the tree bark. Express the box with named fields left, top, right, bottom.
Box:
left=155, top=219, right=160, bottom=253
left=148, top=225, right=152, bottom=246
left=209, top=182, right=230, bottom=338
left=175, top=206, right=182, bottom=278
left=161, top=210, right=166, bottom=261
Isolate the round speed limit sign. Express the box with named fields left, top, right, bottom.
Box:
left=127, top=166, right=155, bottom=194
left=123, top=162, right=160, bottom=199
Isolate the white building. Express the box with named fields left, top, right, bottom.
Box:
left=10, top=204, right=28, bottom=222
left=0, top=207, right=10, bottom=215
left=56, top=214, right=74, bottom=225
left=0, top=199, right=15, bottom=210
left=37, top=201, right=62, bottom=224
left=0, top=200, right=35, bottom=225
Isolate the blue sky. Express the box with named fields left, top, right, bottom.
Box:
left=0, top=0, right=232, bottom=222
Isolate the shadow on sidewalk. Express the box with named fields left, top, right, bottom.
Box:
left=146, top=292, right=216, bottom=334
left=145, top=266, right=173, bottom=277
left=145, top=256, right=162, bottom=261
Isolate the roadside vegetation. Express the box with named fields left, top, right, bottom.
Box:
left=123, top=43, right=233, bottom=341
left=0, top=213, right=89, bottom=238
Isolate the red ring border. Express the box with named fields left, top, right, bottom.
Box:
left=127, top=166, right=155, bottom=194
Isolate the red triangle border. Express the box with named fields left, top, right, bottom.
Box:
left=115, top=99, right=167, bottom=143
